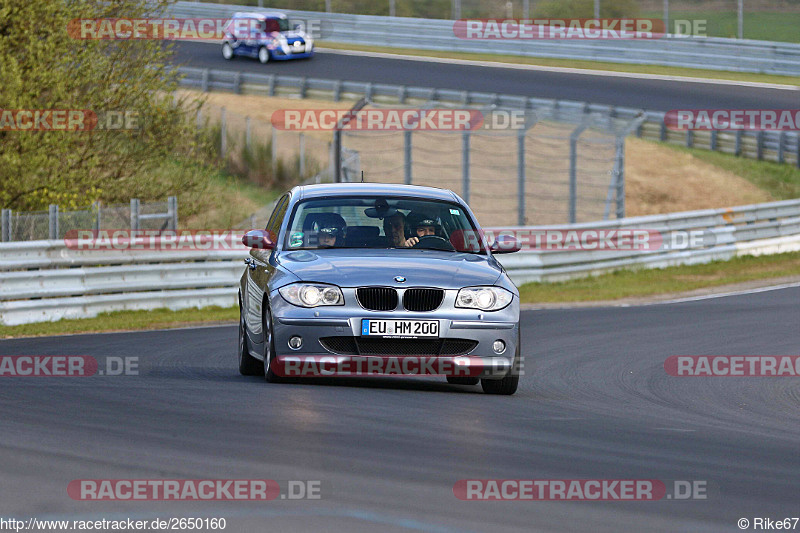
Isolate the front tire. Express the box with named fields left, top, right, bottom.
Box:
left=238, top=303, right=263, bottom=376
left=263, top=303, right=285, bottom=383
left=258, top=46, right=271, bottom=64
left=222, top=42, right=235, bottom=60
left=480, top=333, right=521, bottom=395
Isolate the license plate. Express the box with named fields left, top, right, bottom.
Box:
left=292, top=45, right=305, bottom=53
left=361, top=319, right=439, bottom=338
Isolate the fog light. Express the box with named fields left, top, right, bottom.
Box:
left=288, top=336, right=303, bottom=350
left=492, top=340, right=506, bottom=354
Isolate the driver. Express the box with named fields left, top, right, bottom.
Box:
left=383, top=212, right=416, bottom=248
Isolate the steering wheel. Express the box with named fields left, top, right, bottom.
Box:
left=411, top=235, right=455, bottom=251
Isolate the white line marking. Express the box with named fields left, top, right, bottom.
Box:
left=654, top=428, right=696, bottom=432
left=317, top=48, right=800, bottom=90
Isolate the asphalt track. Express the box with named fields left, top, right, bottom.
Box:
left=170, top=42, right=799, bottom=111
left=2, top=286, right=799, bottom=532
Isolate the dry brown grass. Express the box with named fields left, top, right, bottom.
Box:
left=187, top=91, right=777, bottom=224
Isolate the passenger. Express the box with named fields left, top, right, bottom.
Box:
left=383, top=212, right=417, bottom=247
left=315, top=214, right=346, bottom=247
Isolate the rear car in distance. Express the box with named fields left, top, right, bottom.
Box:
left=222, top=12, right=314, bottom=63
left=238, top=183, right=522, bottom=395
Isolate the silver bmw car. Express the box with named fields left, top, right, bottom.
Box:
left=237, top=183, right=522, bottom=395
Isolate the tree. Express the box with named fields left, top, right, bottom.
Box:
left=0, top=0, right=204, bottom=210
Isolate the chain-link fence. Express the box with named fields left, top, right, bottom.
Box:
left=341, top=104, right=642, bottom=226
left=1, top=198, right=177, bottom=242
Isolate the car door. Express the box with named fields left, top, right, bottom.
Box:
left=245, top=194, right=289, bottom=349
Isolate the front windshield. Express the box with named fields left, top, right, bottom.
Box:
left=284, top=196, right=487, bottom=254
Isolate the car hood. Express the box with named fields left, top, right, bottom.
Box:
left=276, top=249, right=502, bottom=289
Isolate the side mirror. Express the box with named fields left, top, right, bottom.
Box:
left=242, top=229, right=275, bottom=250
left=490, top=234, right=521, bottom=254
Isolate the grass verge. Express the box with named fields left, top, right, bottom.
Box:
left=318, top=41, right=800, bottom=86
left=519, top=251, right=800, bottom=303
left=662, top=145, right=800, bottom=201
left=0, top=306, right=238, bottom=339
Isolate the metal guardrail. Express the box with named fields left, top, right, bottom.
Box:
left=2, top=200, right=799, bottom=325
left=176, top=67, right=800, bottom=169
left=169, top=1, right=800, bottom=76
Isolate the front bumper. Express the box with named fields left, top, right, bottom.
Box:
left=269, top=287, right=520, bottom=379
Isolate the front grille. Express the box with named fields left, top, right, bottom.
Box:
left=319, top=337, right=478, bottom=356
left=356, top=287, right=398, bottom=311
left=403, top=288, right=444, bottom=312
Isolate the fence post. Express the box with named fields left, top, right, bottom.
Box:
left=272, top=127, right=278, bottom=176
left=201, top=69, right=209, bottom=92
left=404, top=131, right=413, bottom=185
left=710, top=130, right=718, bottom=151
left=1, top=209, right=10, bottom=242
left=517, top=129, right=526, bottom=226
left=130, top=199, right=140, bottom=230
left=299, top=133, right=306, bottom=177
left=686, top=129, right=694, bottom=148
left=168, top=196, right=178, bottom=231
left=245, top=116, right=251, bottom=150
left=93, top=201, right=101, bottom=232
left=778, top=131, right=786, bottom=163
left=756, top=131, right=764, bottom=160
left=568, top=124, right=589, bottom=224
left=615, top=136, right=626, bottom=220
left=461, top=131, right=470, bottom=203
left=48, top=204, right=59, bottom=240
left=220, top=107, right=227, bottom=157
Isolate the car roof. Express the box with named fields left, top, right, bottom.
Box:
left=295, top=183, right=460, bottom=202
left=232, top=12, right=287, bottom=20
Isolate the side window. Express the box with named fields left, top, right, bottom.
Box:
left=266, top=195, right=289, bottom=242
left=264, top=19, right=280, bottom=33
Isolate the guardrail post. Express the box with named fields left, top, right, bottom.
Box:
left=735, top=129, right=743, bottom=155
left=233, top=70, right=242, bottom=94
left=201, top=69, right=209, bottom=92
left=461, top=131, right=470, bottom=204
left=48, top=204, right=59, bottom=240
left=404, top=131, right=412, bottom=185
left=130, top=199, right=140, bottom=230
left=756, top=131, right=765, bottom=160
left=397, top=85, right=406, bottom=104
left=710, top=130, right=718, bottom=151
left=461, top=91, right=469, bottom=105
left=220, top=107, right=227, bottom=158
left=365, top=82, right=373, bottom=101
left=299, top=77, right=308, bottom=99
left=686, top=129, right=694, bottom=148
left=429, top=88, right=438, bottom=103
left=517, top=128, right=526, bottom=226
left=334, top=80, right=342, bottom=102
left=93, top=201, right=101, bottom=232
left=778, top=131, right=786, bottom=163
left=267, top=74, right=276, bottom=97
left=1, top=209, right=11, bottom=242
left=659, top=120, right=667, bottom=141
left=168, top=196, right=178, bottom=231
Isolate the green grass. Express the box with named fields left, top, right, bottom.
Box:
left=519, top=251, right=800, bottom=303
left=317, top=41, right=800, bottom=86
left=642, top=11, right=800, bottom=43
left=664, top=144, right=800, bottom=201
left=0, top=306, right=239, bottom=339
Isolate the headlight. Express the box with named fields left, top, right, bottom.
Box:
left=455, top=286, right=512, bottom=311
left=279, top=283, right=344, bottom=307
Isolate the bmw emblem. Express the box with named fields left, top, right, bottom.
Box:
left=394, top=276, right=406, bottom=283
